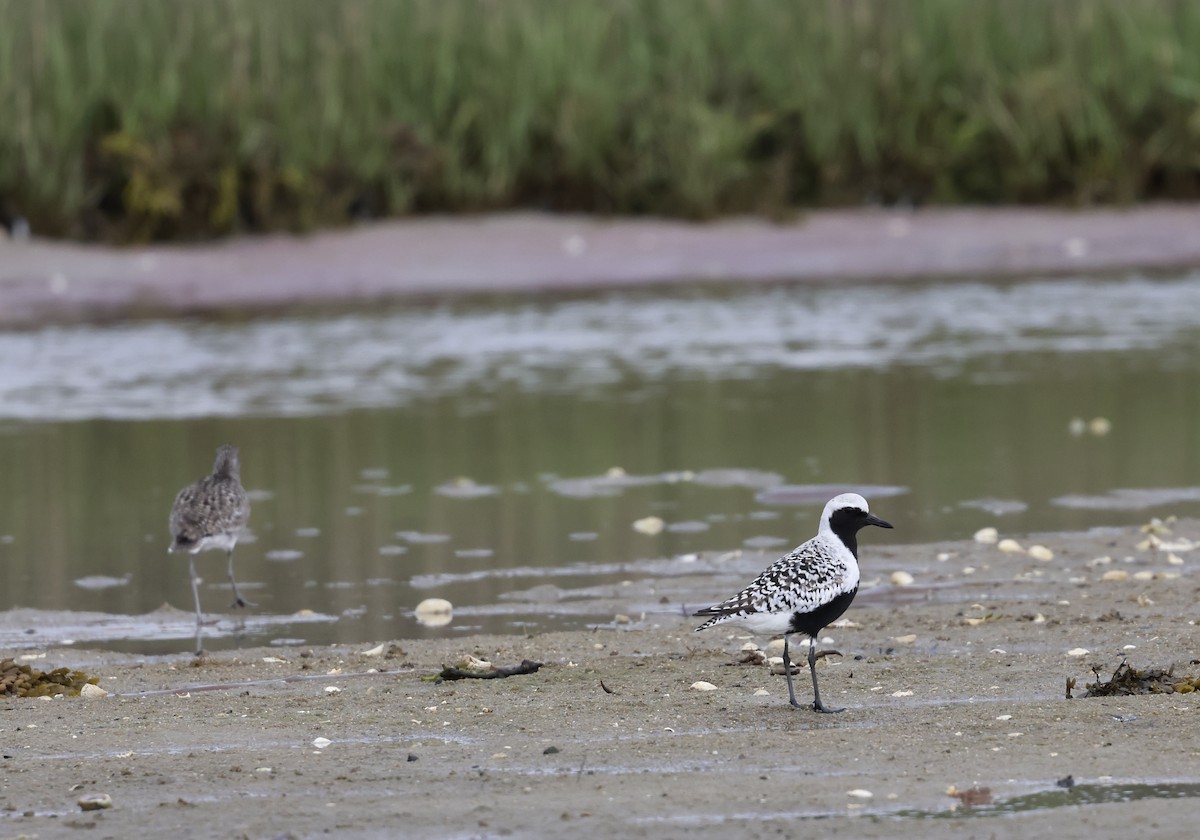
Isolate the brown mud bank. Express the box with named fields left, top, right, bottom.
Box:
left=3, top=205, right=1200, bottom=326
left=2, top=520, right=1199, bottom=837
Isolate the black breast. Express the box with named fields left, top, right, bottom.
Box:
left=789, top=586, right=858, bottom=637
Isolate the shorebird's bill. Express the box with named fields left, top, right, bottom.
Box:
left=865, top=513, right=893, bottom=529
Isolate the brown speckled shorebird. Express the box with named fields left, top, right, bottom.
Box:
left=168, top=444, right=252, bottom=653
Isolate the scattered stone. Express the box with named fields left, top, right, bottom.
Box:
left=1066, top=648, right=1090, bottom=657
left=1101, top=569, right=1129, bottom=582
left=312, top=737, right=332, bottom=749
left=324, top=686, right=342, bottom=695
left=890, top=571, right=915, bottom=586
left=846, top=789, right=873, bottom=799
left=690, top=681, right=718, bottom=692
left=753, top=688, right=770, bottom=696
left=543, top=746, right=560, bottom=755
left=407, top=754, right=419, bottom=762
left=892, top=634, right=917, bottom=644
left=78, top=793, right=113, bottom=811
left=997, top=539, right=1024, bottom=554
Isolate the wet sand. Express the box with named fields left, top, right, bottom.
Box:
left=4, top=520, right=1198, bottom=838
left=3, top=204, right=1200, bottom=325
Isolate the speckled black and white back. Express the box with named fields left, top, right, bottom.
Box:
left=169, top=444, right=250, bottom=555
left=694, top=492, right=873, bottom=636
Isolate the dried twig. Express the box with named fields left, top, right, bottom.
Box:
left=437, top=659, right=543, bottom=681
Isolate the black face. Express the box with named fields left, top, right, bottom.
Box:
left=828, top=506, right=893, bottom=558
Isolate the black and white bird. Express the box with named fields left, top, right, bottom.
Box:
left=168, top=444, right=253, bottom=653
left=694, top=492, right=893, bottom=712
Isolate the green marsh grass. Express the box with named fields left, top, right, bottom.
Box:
left=2, top=0, right=1200, bottom=241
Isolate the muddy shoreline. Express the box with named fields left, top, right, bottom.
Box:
left=3, top=205, right=1200, bottom=326
left=3, top=520, right=1198, bottom=838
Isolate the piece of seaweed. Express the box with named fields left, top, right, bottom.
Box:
left=1079, top=659, right=1199, bottom=697
left=1, top=658, right=101, bottom=697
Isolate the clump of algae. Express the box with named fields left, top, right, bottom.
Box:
left=1, top=658, right=101, bottom=697
left=1072, top=659, right=1200, bottom=698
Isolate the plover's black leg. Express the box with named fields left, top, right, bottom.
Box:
left=782, top=635, right=804, bottom=709
left=227, top=549, right=256, bottom=609
left=809, top=637, right=844, bottom=714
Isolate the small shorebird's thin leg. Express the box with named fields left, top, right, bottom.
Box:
left=189, top=555, right=206, bottom=656
left=782, top=635, right=803, bottom=709
left=809, top=637, right=844, bottom=714
left=189, top=556, right=204, bottom=626
left=227, top=549, right=256, bottom=609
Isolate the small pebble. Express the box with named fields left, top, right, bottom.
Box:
left=690, top=681, right=718, bottom=692
left=890, top=571, right=915, bottom=586
left=891, top=690, right=913, bottom=697
left=1167, top=553, right=1184, bottom=566
left=997, top=539, right=1024, bottom=554
left=312, top=737, right=332, bottom=748
left=324, top=686, right=342, bottom=695
left=543, top=746, right=560, bottom=755
left=80, top=683, right=108, bottom=699
left=1101, top=569, right=1129, bottom=582
left=1133, top=570, right=1154, bottom=581
left=892, top=634, right=917, bottom=644
left=1089, top=417, right=1111, bottom=436
left=1028, top=545, right=1054, bottom=561
left=78, top=793, right=113, bottom=811
left=846, top=789, right=874, bottom=799
left=753, top=689, right=770, bottom=696
left=1066, top=648, right=1090, bottom=657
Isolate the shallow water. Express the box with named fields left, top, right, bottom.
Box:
left=1, top=272, right=1199, bottom=651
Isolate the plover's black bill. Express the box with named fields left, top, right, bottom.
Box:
left=865, top=514, right=893, bottom=529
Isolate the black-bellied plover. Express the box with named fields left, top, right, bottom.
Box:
left=694, top=492, right=893, bottom=712
left=169, top=444, right=253, bottom=652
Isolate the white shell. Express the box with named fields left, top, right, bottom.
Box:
left=973, top=527, right=999, bottom=544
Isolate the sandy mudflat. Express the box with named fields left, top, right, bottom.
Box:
left=2, top=520, right=1198, bottom=839
left=3, top=205, right=1200, bottom=325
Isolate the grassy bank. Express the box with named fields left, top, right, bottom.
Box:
left=2, top=0, right=1200, bottom=242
